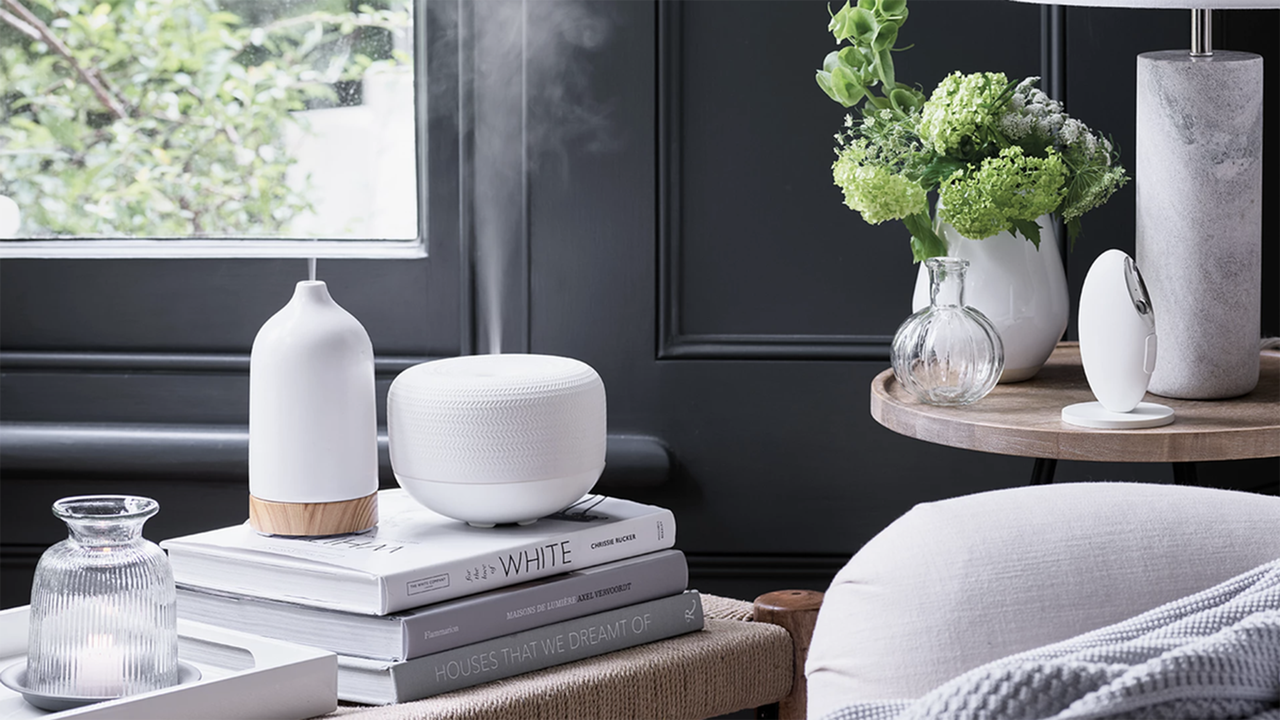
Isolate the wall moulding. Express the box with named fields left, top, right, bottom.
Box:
left=656, top=2, right=891, bottom=361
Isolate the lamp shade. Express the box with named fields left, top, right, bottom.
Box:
left=1010, top=0, right=1277, bottom=7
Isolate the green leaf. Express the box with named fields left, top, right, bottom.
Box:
left=1067, top=217, right=1082, bottom=250
left=828, top=2, right=854, bottom=41
left=848, top=7, right=877, bottom=43
left=822, top=50, right=842, bottom=73
left=903, top=212, right=947, bottom=262
left=864, top=94, right=891, bottom=110
left=874, top=47, right=895, bottom=89
left=871, top=22, right=897, bottom=52
left=830, top=66, right=866, bottom=107
left=815, top=71, right=841, bottom=104
left=889, top=87, right=920, bottom=114
left=878, top=0, right=908, bottom=17
left=38, top=110, right=81, bottom=151
left=836, top=46, right=862, bottom=70
left=919, top=157, right=966, bottom=187
left=1009, top=218, right=1042, bottom=248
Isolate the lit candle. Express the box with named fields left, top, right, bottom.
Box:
left=75, top=634, right=126, bottom=697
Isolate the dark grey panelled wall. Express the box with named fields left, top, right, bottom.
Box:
left=531, top=0, right=1278, bottom=600
left=2, top=1, right=1277, bottom=608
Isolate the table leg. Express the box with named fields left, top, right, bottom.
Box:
left=1172, top=462, right=1199, bottom=486
left=1030, top=458, right=1058, bottom=485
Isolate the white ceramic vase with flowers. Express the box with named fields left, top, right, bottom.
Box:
left=910, top=211, right=1068, bottom=382
left=816, top=0, right=1128, bottom=381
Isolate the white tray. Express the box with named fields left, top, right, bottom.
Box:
left=0, top=606, right=337, bottom=719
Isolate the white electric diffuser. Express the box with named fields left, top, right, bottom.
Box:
left=248, top=280, right=379, bottom=536
left=1063, top=250, right=1174, bottom=429
left=387, top=354, right=606, bottom=527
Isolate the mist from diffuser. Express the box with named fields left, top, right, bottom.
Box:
left=386, top=354, right=607, bottom=527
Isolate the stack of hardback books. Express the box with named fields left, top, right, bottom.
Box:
left=161, top=489, right=703, bottom=705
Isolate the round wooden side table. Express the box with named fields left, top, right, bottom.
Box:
left=871, top=342, right=1280, bottom=484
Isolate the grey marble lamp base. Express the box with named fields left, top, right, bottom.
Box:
left=1135, top=50, right=1263, bottom=400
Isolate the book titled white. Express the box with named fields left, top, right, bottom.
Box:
left=162, top=489, right=676, bottom=615
left=176, top=549, right=689, bottom=661
left=338, top=591, right=705, bottom=705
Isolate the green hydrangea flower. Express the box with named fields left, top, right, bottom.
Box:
left=938, top=146, right=1067, bottom=239
left=917, top=71, right=1011, bottom=158
left=833, top=137, right=928, bottom=225
left=815, top=3, right=1128, bottom=258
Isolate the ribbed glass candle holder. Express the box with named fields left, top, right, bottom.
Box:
left=26, top=496, right=178, bottom=699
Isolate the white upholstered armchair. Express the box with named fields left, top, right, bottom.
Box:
left=806, top=481, right=1280, bottom=719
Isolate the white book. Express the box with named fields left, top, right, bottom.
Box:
left=162, top=489, right=676, bottom=615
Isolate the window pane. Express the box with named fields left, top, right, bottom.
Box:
left=0, top=0, right=418, bottom=246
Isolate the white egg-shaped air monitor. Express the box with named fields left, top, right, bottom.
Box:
left=1063, top=249, right=1174, bottom=429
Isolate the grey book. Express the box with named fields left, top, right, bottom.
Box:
left=176, top=549, right=688, bottom=661
left=337, top=591, right=705, bottom=705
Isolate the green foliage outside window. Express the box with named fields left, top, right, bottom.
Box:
left=0, top=0, right=410, bottom=238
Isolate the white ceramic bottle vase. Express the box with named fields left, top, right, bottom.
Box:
left=248, top=280, right=378, bottom=536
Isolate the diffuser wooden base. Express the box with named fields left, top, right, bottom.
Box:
left=248, top=492, right=378, bottom=537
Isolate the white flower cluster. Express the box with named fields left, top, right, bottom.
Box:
left=835, top=114, right=857, bottom=147
left=999, top=77, right=1112, bottom=160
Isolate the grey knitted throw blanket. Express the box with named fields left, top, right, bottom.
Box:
left=822, top=559, right=1280, bottom=720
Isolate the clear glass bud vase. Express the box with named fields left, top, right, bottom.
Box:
left=892, top=257, right=1004, bottom=406
left=26, top=496, right=178, bottom=699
